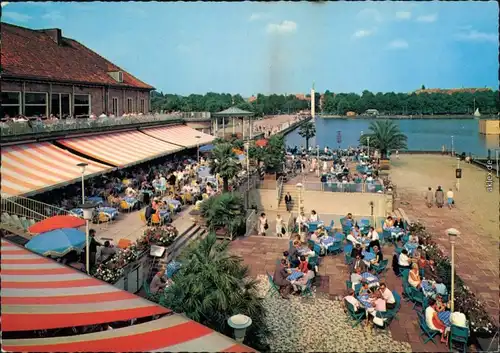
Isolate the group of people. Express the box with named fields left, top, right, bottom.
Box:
left=425, top=186, right=455, bottom=209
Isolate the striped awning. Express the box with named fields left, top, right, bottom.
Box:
left=1, top=142, right=112, bottom=197
left=1, top=240, right=255, bottom=353
left=58, top=131, right=182, bottom=167
left=142, top=125, right=214, bottom=148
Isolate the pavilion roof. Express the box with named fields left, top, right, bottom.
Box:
left=212, top=107, right=254, bottom=117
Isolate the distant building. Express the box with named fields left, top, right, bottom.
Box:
left=365, top=109, right=379, bottom=116
left=1, top=23, right=154, bottom=119
left=414, top=88, right=492, bottom=95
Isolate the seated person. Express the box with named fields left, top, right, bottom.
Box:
left=125, top=186, right=138, bottom=198
left=291, top=263, right=315, bottom=293
left=282, top=251, right=290, bottom=266
left=309, top=210, right=319, bottom=222
left=295, top=211, right=307, bottom=232
left=150, top=269, right=167, bottom=294
left=343, top=213, right=354, bottom=227
left=432, top=278, right=448, bottom=299
left=393, top=217, right=405, bottom=229
left=344, top=289, right=362, bottom=313
left=350, top=267, right=363, bottom=289
left=425, top=299, right=450, bottom=343
left=303, top=244, right=316, bottom=261
left=378, top=282, right=396, bottom=310
left=366, top=292, right=387, bottom=325
left=99, top=241, right=116, bottom=263
left=383, top=216, right=394, bottom=230
left=367, top=226, right=380, bottom=250
left=288, top=241, right=301, bottom=267
left=347, top=231, right=362, bottom=246
left=351, top=225, right=361, bottom=238
left=408, top=264, right=422, bottom=288
left=350, top=243, right=363, bottom=259
left=273, top=259, right=292, bottom=299
left=144, top=203, right=156, bottom=224
left=423, top=258, right=437, bottom=280
left=398, top=249, right=411, bottom=270
left=450, top=311, right=467, bottom=328
left=371, top=245, right=383, bottom=267
left=297, top=256, right=309, bottom=273
left=358, top=281, right=371, bottom=296
left=408, top=233, right=419, bottom=244
left=350, top=254, right=367, bottom=273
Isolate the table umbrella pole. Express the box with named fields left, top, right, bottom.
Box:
left=85, top=219, right=90, bottom=274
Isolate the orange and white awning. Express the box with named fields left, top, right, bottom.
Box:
left=1, top=142, right=112, bottom=197
left=58, top=131, right=182, bottom=167
left=142, top=125, right=214, bottom=148
left=1, top=239, right=255, bottom=353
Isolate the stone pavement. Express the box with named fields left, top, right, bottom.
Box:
left=229, top=236, right=449, bottom=352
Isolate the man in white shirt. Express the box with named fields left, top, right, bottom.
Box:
left=350, top=268, right=362, bottom=289
left=367, top=226, right=380, bottom=250
left=344, top=289, right=362, bottom=313
left=378, top=282, right=396, bottom=309
left=398, top=249, right=411, bottom=270
left=347, top=232, right=361, bottom=246
left=296, top=211, right=306, bottom=231
left=125, top=186, right=137, bottom=198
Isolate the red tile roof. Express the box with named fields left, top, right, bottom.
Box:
left=1, top=23, right=153, bottom=90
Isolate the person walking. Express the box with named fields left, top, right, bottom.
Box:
left=284, top=192, right=292, bottom=212
left=275, top=214, right=285, bottom=238
left=258, top=213, right=268, bottom=236
left=435, top=186, right=445, bottom=208
left=446, top=188, right=455, bottom=209
left=425, top=187, right=434, bottom=208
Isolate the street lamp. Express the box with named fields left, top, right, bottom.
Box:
left=296, top=183, right=303, bottom=238
left=76, top=162, right=88, bottom=204
left=451, top=135, right=454, bottom=156
left=316, top=144, right=320, bottom=177
left=446, top=227, right=460, bottom=312
left=195, top=135, right=201, bottom=163
left=244, top=140, right=250, bottom=192
left=80, top=201, right=95, bottom=274
left=227, top=314, right=252, bottom=343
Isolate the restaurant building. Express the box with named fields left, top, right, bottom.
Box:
left=1, top=23, right=153, bottom=119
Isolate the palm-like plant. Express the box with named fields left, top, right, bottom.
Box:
left=209, top=142, right=241, bottom=192
left=162, top=233, right=270, bottom=351
left=360, top=120, right=408, bottom=158
left=298, top=121, right=316, bottom=150
left=200, top=193, right=246, bottom=239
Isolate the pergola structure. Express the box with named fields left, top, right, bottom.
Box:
left=212, top=107, right=255, bottom=139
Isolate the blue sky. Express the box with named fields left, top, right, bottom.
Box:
left=1, top=1, right=498, bottom=96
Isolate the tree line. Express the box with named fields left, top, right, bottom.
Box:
left=151, top=89, right=499, bottom=116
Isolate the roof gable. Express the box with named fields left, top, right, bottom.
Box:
left=1, top=22, right=153, bottom=90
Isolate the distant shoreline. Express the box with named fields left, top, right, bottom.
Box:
left=319, top=114, right=498, bottom=120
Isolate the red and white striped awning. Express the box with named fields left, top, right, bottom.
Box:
left=142, top=125, right=214, bottom=148
left=1, top=239, right=255, bottom=352
left=58, top=131, right=182, bottom=167
left=0, top=142, right=112, bottom=197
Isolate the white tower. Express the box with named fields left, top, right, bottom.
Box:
left=311, top=82, right=315, bottom=119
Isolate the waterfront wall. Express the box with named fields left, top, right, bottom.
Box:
left=479, top=119, right=500, bottom=135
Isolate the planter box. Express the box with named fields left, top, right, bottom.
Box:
left=380, top=159, right=391, bottom=170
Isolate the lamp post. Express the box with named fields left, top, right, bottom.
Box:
left=451, top=135, right=454, bottom=156
left=76, top=162, right=88, bottom=204
left=446, top=228, right=460, bottom=312
left=227, top=314, right=252, bottom=343
left=245, top=140, right=250, bottom=192
left=456, top=157, right=460, bottom=191
left=195, top=135, right=201, bottom=164
left=80, top=201, right=95, bottom=274
left=316, top=144, right=320, bottom=177
left=296, top=183, right=303, bottom=238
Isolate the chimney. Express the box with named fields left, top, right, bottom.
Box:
left=43, top=28, right=62, bottom=45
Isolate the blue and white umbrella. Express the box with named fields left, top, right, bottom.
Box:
left=25, top=228, right=86, bottom=257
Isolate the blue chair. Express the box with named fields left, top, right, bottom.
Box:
left=417, top=311, right=440, bottom=344
left=301, top=279, right=314, bottom=298
left=313, top=243, right=322, bottom=256
left=266, top=271, right=280, bottom=298
left=307, top=240, right=315, bottom=249
left=409, top=286, right=428, bottom=310
left=327, top=241, right=343, bottom=255
left=345, top=280, right=352, bottom=291
left=343, top=243, right=353, bottom=254
left=308, top=223, right=319, bottom=232
left=325, top=220, right=335, bottom=232
left=371, top=259, right=389, bottom=275
left=449, top=324, right=469, bottom=353
left=344, top=299, right=365, bottom=327
left=344, top=253, right=353, bottom=265
left=308, top=255, right=319, bottom=267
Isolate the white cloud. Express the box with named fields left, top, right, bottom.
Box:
left=388, top=39, right=409, bottom=49
left=42, top=11, right=63, bottom=21
left=396, top=11, right=412, bottom=20
left=416, top=14, right=438, bottom=23
left=2, top=11, right=32, bottom=22
left=352, top=29, right=374, bottom=38
left=456, top=29, right=497, bottom=43
left=249, top=12, right=269, bottom=22
left=357, top=8, right=383, bottom=23
left=266, top=20, right=297, bottom=35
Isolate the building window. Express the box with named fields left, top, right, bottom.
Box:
left=1, top=91, right=21, bottom=119
left=140, top=99, right=145, bottom=114
left=127, top=98, right=133, bottom=113
left=112, top=97, right=119, bottom=116
left=51, top=93, right=71, bottom=118
left=74, top=94, right=91, bottom=117
left=24, top=92, right=48, bottom=117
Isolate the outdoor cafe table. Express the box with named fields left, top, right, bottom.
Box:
left=404, top=242, right=419, bottom=255
left=389, top=227, right=405, bottom=240
left=361, top=272, right=379, bottom=285
left=438, top=311, right=452, bottom=327
left=87, top=196, right=104, bottom=205
left=362, top=251, right=375, bottom=262
left=71, top=207, right=118, bottom=219
left=357, top=294, right=372, bottom=308
left=287, top=269, right=304, bottom=281
left=421, top=280, right=436, bottom=297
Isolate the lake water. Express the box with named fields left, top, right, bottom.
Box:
left=285, top=118, right=499, bottom=158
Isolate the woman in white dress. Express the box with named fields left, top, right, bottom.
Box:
left=258, top=213, right=268, bottom=236
left=275, top=214, right=284, bottom=238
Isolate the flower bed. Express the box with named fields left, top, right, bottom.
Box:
left=92, top=225, right=178, bottom=283
left=408, top=222, right=497, bottom=338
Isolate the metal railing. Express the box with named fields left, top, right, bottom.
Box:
left=1, top=197, right=48, bottom=222
left=245, top=209, right=257, bottom=237
left=0, top=114, right=181, bottom=136
left=277, top=176, right=284, bottom=204
left=1, top=194, right=74, bottom=218
left=301, top=181, right=385, bottom=193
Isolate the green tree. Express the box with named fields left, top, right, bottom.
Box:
left=298, top=121, right=316, bottom=150
left=360, top=120, right=408, bottom=158
left=199, top=193, right=246, bottom=238
left=209, top=143, right=241, bottom=192
left=162, top=233, right=270, bottom=351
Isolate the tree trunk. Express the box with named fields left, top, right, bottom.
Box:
left=305, top=138, right=309, bottom=151
left=223, top=178, right=229, bottom=192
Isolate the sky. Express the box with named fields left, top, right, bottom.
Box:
left=1, top=1, right=498, bottom=96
